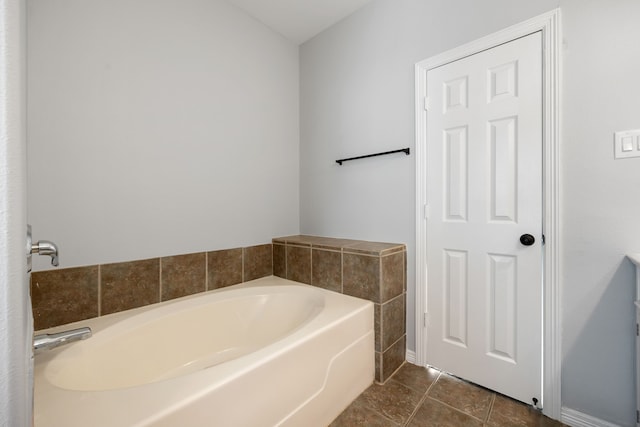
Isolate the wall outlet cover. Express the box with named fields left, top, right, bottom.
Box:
left=614, top=129, right=640, bottom=159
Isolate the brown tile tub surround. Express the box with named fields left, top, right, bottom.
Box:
left=161, top=253, right=206, bottom=301
left=311, top=248, right=342, bottom=293
left=31, top=266, right=99, bottom=330
left=273, top=235, right=406, bottom=383
left=207, top=247, right=243, bottom=289
left=286, top=244, right=312, bottom=284
left=243, top=244, right=273, bottom=282
left=31, top=243, right=273, bottom=331
left=34, top=234, right=406, bottom=379
left=101, top=258, right=160, bottom=315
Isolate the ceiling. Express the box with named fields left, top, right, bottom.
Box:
left=226, top=0, right=374, bottom=45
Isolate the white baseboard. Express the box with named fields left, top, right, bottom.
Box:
left=405, top=349, right=416, bottom=364
left=561, top=407, right=623, bottom=427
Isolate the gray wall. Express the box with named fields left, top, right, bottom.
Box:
left=561, top=1, right=640, bottom=425
left=24, top=0, right=640, bottom=424
left=300, top=0, right=640, bottom=425
left=27, top=0, right=300, bottom=270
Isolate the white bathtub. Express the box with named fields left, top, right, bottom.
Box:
left=33, top=276, right=374, bottom=427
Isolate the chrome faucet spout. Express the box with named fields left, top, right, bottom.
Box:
left=34, top=327, right=92, bottom=354
left=31, top=240, right=59, bottom=266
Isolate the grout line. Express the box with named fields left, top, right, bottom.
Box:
left=404, top=368, right=501, bottom=426
left=485, top=393, right=497, bottom=423
left=309, top=246, right=312, bottom=284
left=426, top=395, right=489, bottom=424
left=363, top=404, right=399, bottom=426
left=380, top=303, right=384, bottom=364
left=404, top=394, right=429, bottom=426
left=285, top=244, right=288, bottom=279
left=309, top=246, right=313, bottom=285
left=340, top=248, right=344, bottom=293
left=342, top=250, right=380, bottom=258
left=205, top=251, right=209, bottom=291
left=241, top=247, right=245, bottom=283
left=424, top=373, right=496, bottom=424
left=379, top=252, right=383, bottom=303
left=403, top=250, right=406, bottom=292
left=97, top=265, right=102, bottom=317
left=346, top=380, right=400, bottom=426
left=383, top=334, right=406, bottom=354
left=402, top=369, right=441, bottom=426
left=158, top=258, right=163, bottom=302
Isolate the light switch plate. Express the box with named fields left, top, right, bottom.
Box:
left=614, top=129, right=640, bottom=159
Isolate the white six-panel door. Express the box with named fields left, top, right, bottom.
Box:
left=425, top=32, right=542, bottom=405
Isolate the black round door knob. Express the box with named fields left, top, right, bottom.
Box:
left=520, top=234, right=535, bottom=246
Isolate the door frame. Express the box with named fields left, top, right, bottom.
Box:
left=0, top=0, right=31, bottom=426
left=414, top=9, right=561, bottom=419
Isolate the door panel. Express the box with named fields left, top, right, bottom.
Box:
left=426, top=32, right=542, bottom=405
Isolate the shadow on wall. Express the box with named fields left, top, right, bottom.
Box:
left=562, top=258, right=636, bottom=426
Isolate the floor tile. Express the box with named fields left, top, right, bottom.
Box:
left=359, top=380, right=424, bottom=425
left=427, top=374, right=494, bottom=421
left=332, top=364, right=568, bottom=427
left=487, top=394, right=566, bottom=427
left=540, top=416, right=568, bottom=427
left=408, top=397, right=483, bottom=427
left=329, top=396, right=399, bottom=427
left=390, top=363, right=440, bottom=394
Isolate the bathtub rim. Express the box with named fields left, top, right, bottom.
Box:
left=43, top=285, right=329, bottom=391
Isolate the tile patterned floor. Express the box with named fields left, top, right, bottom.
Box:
left=330, top=363, right=566, bottom=427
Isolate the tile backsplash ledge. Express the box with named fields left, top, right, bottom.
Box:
left=273, top=235, right=406, bottom=383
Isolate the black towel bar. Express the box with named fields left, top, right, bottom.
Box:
left=336, top=148, right=410, bottom=165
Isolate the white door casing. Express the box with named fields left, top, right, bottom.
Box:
left=426, top=32, right=542, bottom=405
left=0, top=0, right=32, bottom=426
left=414, top=9, right=561, bottom=419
